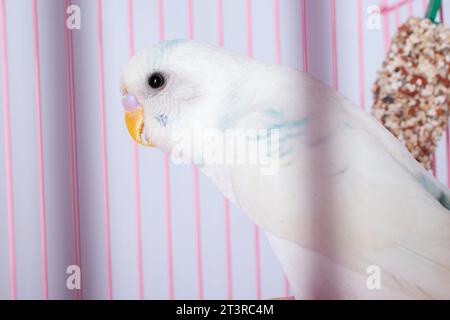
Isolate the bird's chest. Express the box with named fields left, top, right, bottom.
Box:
left=200, top=164, right=238, bottom=204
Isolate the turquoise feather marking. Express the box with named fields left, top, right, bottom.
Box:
left=265, top=111, right=311, bottom=160
left=160, top=39, right=185, bottom=54
left=217, top=106, right=311, bottom=161
left=269, top=118, right=310, bottom=130
left=263, top=108, right=283, bottom=118
left=153, top=39, right=186, bottom=68
left=418, top=174, right=450, bottom=210
left=437, top=193, right=450, bottom=210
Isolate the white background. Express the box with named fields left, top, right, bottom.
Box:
left=0, top=0, right=449, bottom=299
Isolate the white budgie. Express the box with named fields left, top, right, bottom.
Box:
left=120, top=40, right=450, bottom=299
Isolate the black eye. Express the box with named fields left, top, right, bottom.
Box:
left=148, top=72, right=165, bottom=89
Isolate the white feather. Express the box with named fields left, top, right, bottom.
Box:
left=122, top=40, right=450, bottom=299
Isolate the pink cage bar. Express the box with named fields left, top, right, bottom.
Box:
left=0, top=0, right=449, bottom=300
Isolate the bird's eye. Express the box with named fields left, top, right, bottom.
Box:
left=148, top=72, right=165, bottom=90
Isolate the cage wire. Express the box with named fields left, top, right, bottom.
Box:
left=0, top=0, right=449, bottom=299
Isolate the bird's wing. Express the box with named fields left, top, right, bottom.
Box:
left=221, top=70, right=450, bottom=298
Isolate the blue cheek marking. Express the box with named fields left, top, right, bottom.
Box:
left=155, top=114, right=168, bottom=127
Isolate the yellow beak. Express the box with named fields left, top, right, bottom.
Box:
left=125, top=107, right=155, bottom=147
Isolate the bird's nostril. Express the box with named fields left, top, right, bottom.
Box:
left=122, top=93, right=140, bottom=111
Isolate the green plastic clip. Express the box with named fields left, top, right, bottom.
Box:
left=425, top=0, right=442, bottom=23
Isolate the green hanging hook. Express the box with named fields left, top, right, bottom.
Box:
left=425, top=0, right=442, bottom=23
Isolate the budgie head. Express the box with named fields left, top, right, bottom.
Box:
left=120, top=40, right=252, bottom=156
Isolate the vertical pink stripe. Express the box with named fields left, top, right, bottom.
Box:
left=245, top=0, right=261, bottom=300
left=253, top=225, right=261, bottom=300
left=96, top=0, right=113, bottom=299
left=217, top=0, right=233, bottom=300
left=284, top=277, right=290, bottom=297
left=158, top=0, right=165, bottom=40
left=330, top=0, right=338, bottom=90
left=163, top=155, right=175, bottom=299
left=217, top=0, right=224, bottom=47
left=187, top=0, right=194, bottom=39
left=442, top=6, right=448, bottom=186
left=0, top=0, right=16, bottom=300
left=224, top=199, right=233, bottom=300
left=273, top=0, right=289, bottom=297
left=274, top=0, right=281, bottom=64
left=157, top=0, right=175, bottom=299
left=132, top=145, right=144, bottom=299
left=127, top=0, right=135, bottom=59
left=245, top=0, right=254, bottom=58
left=300, top=0, right=309, bottom=73
left=357, top=0, right=366, bottom=111
left=64, top=0, right=82, bottom=300
left=394, top=7, right=401, bottom=27
left=407, top=0, right=414, bottom=16
left=432, top=154, right=437, bottom=177
left=440, top=5, right=448, bottom=184
left=192, top=167, right=203, bottom=299
left=32, top=0, right=49, bottom=300
left=438, top=3, right=443, bottom=179
left=187, top=0, right=204, bottom=300
left=447, top=129, right=450, bottom=187
left=381, top=0, right=391, bottom=53
left=422, top=0, right=428, bottom=12
left=127, top=0, right=145, bottom=300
